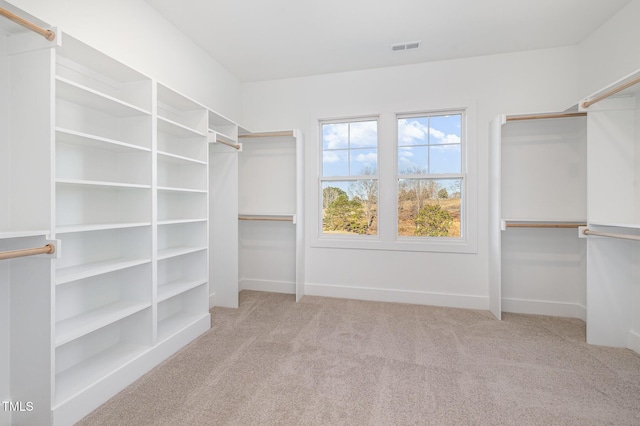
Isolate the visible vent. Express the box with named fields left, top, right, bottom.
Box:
left=391, top=41, right=421, bottom=52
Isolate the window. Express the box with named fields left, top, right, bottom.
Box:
left=397, top=112, right=464, bottom=238
left=321, top=118, right=378, bottom=236
left=314, top=106, right=475, bottom=253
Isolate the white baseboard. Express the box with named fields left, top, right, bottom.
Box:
left=209, top=292, right=216, bottom=309
left=240, top=278, right=295, bottom=294
left=502, top=297, right=586, bottom=321
left=628, top=331, right=640, bottom=355
left=304, top=283, right=488, bottom=310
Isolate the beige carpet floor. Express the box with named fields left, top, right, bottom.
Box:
left=78, top=290, right=640, bottom=425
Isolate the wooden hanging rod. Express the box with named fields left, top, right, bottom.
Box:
left=582, top=228, right=640, bottom=242
left=239, top=131, right=294, bottom=139
left=582, top=74, right=640, bottom=109
left=0, top=244, right=55, bottom=261
left=216, top=138, right=241, bottom=150
left=505, top=223, right=586, bottom=229
left=0, top=7, right=55, bottom=41
left=506, top=112, right=587, bottom=122
left=238, top=216, right=293, bottom=222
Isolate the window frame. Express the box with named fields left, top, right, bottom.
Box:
left=396, top=109, right=466, bottom=241
left=311, top=104, right=477, bottom=254
left=319, top=116, right=380, bottom=239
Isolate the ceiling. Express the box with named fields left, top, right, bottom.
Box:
left=144, top=0, right=632, bottom=83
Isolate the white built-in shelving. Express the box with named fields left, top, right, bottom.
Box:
left=1, top=13, right=217, bottom=423
left=237, top=131, right=304, bottom=300
left=579, top=70, right=640, bottom=350
left=490, top=68, right=640, bottom=356
left=155, top=83, right=210, bottom=345
left=489, top=113, right=588, bottom=320
left=52, top=33, right=157, bottom=421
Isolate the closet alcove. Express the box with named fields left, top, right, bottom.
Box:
left=490, top=69, right=640, bottom=354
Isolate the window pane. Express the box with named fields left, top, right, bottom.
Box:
left=429, top=114, right=461, bottom=145
left=398, top=146, right=428, bottom=174
left=350, top=121, right=378, bottom=148
left=429, top=144, right=461, bottom=174
left=398, top=117, right=429, bottom=146
left=350, top=148, right=377, bottom=176
left=322, top=180, right=378, bottom=235
left=323, top=150, right=348, bottom=177
left=322, top=123, right=348, bottom=150
left=397, top=178, right=462, bottom=238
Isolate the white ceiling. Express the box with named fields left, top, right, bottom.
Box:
left=144, top=0, right=632, bottom=83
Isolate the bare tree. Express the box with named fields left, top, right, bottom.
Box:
left=349, top=167, right=378, bottom=229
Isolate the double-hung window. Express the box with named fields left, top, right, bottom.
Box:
left=320, top=118, right=378, bottom=236
left=315, top=106, right=474, bottom=253
left=397, top=111, right=464, bottom=238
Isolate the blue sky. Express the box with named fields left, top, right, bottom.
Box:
left=322, top=120, right=377, bottom=177
left=322, top=114, right=461, bottom=177
left=397, top=114, right=461, bottom=175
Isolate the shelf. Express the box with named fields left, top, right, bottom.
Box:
left=157, top=279, right=207, bottom=303
left=157, top=150, right=207, bottom=166
left=56, top=127, right=151, bottom=153
left=157, top=311, right=208, bottom=343
left=0, top=230, right=50, bottom=240
left=157, top=186, right=207, bottom=194
left=56, top=77, right=151, bottom=118
left=54, top=342, right=148, bottom=407
left=56, top=178, right=151, bottom=190
left=55, top=300, right=151, bottom=347
left=157, top=246, right=206, bottom=260
left=56, top=35, right=149, bottom=89
left=56, top=258, right=151, bottom=285
left=208, top=110, right=238, bottom=141
left=157, top=116, right=206, bottom=138
left=56, top=184, right=151, bottom=229
left=56, top=222, right=152, bottom=234
left=157, top=190, right=207, bottom=222
left=157, top=218, right=207, bottom=226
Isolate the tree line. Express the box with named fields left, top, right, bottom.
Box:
left=322, top=178, right=460, bottom=237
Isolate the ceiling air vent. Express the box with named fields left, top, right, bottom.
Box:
left=391, top=41, right=421, bottom=52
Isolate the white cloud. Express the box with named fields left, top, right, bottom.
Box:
left=323, top=151, right=343, bottom=163
left=349, top=121, right=377, bottom=148
left=354, top=152, right=377, bottom=164
left=399, top=119, right=428, bottom=145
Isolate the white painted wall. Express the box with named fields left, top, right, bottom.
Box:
left=241, top=47, right=581, bottom=309
left=9, top=0, right=241, bottom=121
left=578, top=0, right=640, bottom=97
